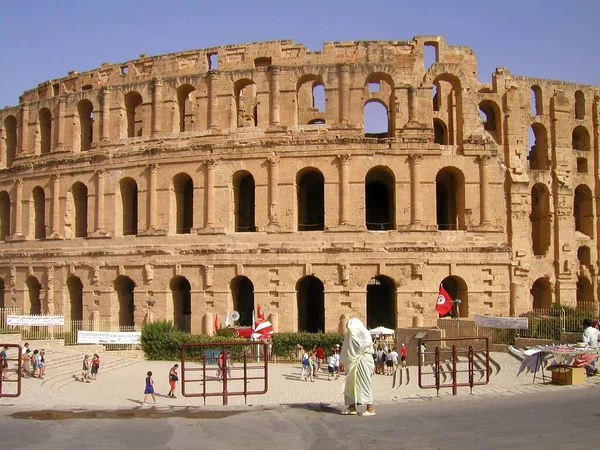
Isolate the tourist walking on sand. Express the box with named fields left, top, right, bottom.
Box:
left=81, top=355, right=91, bottom=382
left=32, top=349, right=41, bottom=378
left=400, top=343, right=407, bottom=368
left=340, top=318, right=376, bottom=416
left=91, top=354, right=100, bottom=380
left=0, top=346, right=8, bottom=380
left=22, top=349, right=31, bottom=378
left=143, top=371, right=158, bottom=404
left=38, top=349, right=46, bottom=379
left=167, top=364, right=179, bottom=398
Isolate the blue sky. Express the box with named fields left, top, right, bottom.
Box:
left=0, top=0, right=598, bottom=109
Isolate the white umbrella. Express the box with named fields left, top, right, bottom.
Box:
left=368, top=326, right=395, bottom=335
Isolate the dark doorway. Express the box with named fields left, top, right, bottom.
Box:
left=297, top=276, right=325, bottom=332
left=171, top=276, right=191, bottom=332
left=231, top=276, right=254, bottom=327
left=115, top=276, right=135, bottom=327
left=366, top=276, right=396, bottom=329
left=67, top=276, right=84, bottom=321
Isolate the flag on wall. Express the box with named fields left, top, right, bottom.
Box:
left=257, top=304, right=265, bottom=321
left=436, top=283, right=453, bottom=316
left=214, top=314, right=219, bottom=330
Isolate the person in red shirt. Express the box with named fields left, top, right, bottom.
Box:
left=313, top=345, right=325, bottom=376
left=400, top=343, right=408, bottom=368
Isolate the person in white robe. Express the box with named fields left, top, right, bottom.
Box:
left=339, top=318, right=376, bottom=416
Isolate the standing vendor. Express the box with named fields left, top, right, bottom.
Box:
left=582, top=318, right=599, bottom=376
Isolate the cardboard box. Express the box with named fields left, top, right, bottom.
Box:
left=549, top=367, right=585, bottom=385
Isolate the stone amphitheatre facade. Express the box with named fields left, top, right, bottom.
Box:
left=0, top=36, right=598, bottom=335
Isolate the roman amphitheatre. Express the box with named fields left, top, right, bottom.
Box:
left=0, top=36, right=597, bottom=335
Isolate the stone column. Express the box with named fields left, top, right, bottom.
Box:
left=13, top=178, right=23, bottom=237
left=478, top=155, right=491, bottom=226
left=101, top=87, right=111, bottom=141
left=337, top=154, right=351, bottom=225
left=0, top=126, right=5, bottom=167
left=56, top=97, right=66, bottom=150
left=269, top=66, right=280, bottom=126
left=408, top=87, right=418, bottom=121
left=95, top=169, right=106, bottom=233
left=204, top=159, right=216, bottom=228
left=409, top=154, right=423, bottom=226
left=208, top=71, right=219, bottom=130
left=148, top=163, right=158, bottom=230
left=267, top=153, right=280, bottom=226
left=152, top=78, right=163, bottom=135
left=51, top=174, right=61, bottom=237
left=339, top=65, right=350, bottom=124
left=45, top=266, right=54, bottom=314
left=19, top=101, right=29, bottom=154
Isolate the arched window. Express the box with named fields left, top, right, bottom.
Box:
left=531, top=183, right=551, bottom=256
left=77, top=99, right=94, bottom=151
left=0, top=191, right=10, bottom=240
left=433, top=118, right=448, bottom=144
left=432, top=82, right=441, bottom=111
left=67, top=276, right=84, bottom=321
left=578, top=246, right=592, bottom=267
left=234, top=79, right=257, bottom=127
left=436, top=168, right=465, bottom=230
left=528, top=123, right=548, bottom=170
left=572, top=126, right=590, bottom=152
left=124, top=92, right=143, bottom=137
left=577, top=276, right=593, bottom=306
left=297, top=276, right=324, bottom=332
left=363, top=100, right=389, bottom=137
left=4, top=116, right=17, bottom=167
left=234, top=171, right=256, bottom=232
left=574, top=90, right=585, bottom=120
left=440, top=276, right=469, bottom=317
left=296, top=75, right=326, bottom=125
left=432, top=74, right=462, bottom=145
left=72, top=182, right=88, bottom=238
left=170, top=276, right=191, bottom=332
left=478, top=100, right=500, bottom=143
left=39, top=108, right=52, bottom=154
left=173, top=173, right=193, bottom=234
left=177, top=84, right=196, bottom=132
left=531, top=277, right=551, bottom=309
left=364, top=73, right=395, bottom=137
left=32, top=186, right=46, bottom=239
left=574, top=185, right=593, bottom=238
left=231, top=276, right=254, bottom=327
left=120, top=178, right=138, bottom=236
left=531, top=85, right=543, bottom=116
left=366, top=275, right=396, bottom=329
left=26, top=276, right=42, bottom=315
left=365, top=166, right=395, bottom=230
left=297, top=169, right=324, bottom=231
left=114, top=276, right=135, bottom=327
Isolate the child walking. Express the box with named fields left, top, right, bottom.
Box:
left=143, top=371, right=158, bottom=404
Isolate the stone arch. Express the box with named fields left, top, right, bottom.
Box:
left=170, top=276, right=191, bottom=332
left=363, top=99, right=389, bottom=137
left=77, top=99, right=94, bottom=151
left=0, top=190, right=10, bottom=240
left=231, top=276, right=254, bottom=327
left=297, top=168, right=324, bottom=231
left=572, top=125, right=590, bottom=152
left=114, top=275, right=135, bottom=327
left=296, top=74, right=326, bottom=125
left=441, top=276, right=468, bottom=317
left=574, top=184, right=593, bottom=238
left=531, top=85, right=543, bottom=116
left=436, top=167, right=465, bottom=230
left=39, top=107, right=52, bottom=154
left=531, top=277, right=552, bottom=309
left=575, top=90, right=585, bottom=120
left=366, top=275, right=396, bottom=329
left=176, top=84, right=196, bottom=132
left=433, top=118, right=448, bottom=144
left=67, top=275, right=84, bottom=321
left=234, top=79, right=257, bottom=127
left=365, top=166, right=395, bottom=230
left=428, top=72, right=463, bottom=145
left=478, top=99, right=501, bottom=143
left=119, top=177, right=138, bottom=236
left=173, top=173, right=193, bottom=234
left=124, top=91, right=143, bottom=137
left=72, top=182, right=88, bottom=238
left=4, top=115, right=17, bottom=166
left=233, top=170, right=256, bottom=232
left=578, top=245, right=592, bottom=267
left=297, top=275, right=325, bottom=332
left=577, top=276, right=594, bottom=306
left=528, top=123, right=549, bottom=170
left=364, top=72, right=395, bottom=136
left=32, top=186, right=46, bottom=240
left=25, top=276, right=42, bottom=315
left=531, top=183, right=551, bottom=256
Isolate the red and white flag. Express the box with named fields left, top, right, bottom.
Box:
left=257, top=304, right=265, bottom=321
left=252, top=321, right=274, bottom=340
left=214, top=314, right=219, bottom=331
left=436, top=283, right=453, bottom=316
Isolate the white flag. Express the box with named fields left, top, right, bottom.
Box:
left=224, top=313, right=231, bottom=327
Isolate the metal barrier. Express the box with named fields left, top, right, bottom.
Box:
left=181, top=341, right=268, bottom=405
left=0, top=344, right=22, bottom=398
left=418, top=337, right=489, bottom=396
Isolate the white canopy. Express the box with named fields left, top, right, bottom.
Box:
left=368, top=326, right=395, bottom=335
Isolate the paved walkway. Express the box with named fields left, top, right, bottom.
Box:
left=1, top=345, right=598, bottom=411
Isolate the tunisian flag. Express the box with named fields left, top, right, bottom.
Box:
left=436, top=283, right=453, bottom=316
left=257, top=304, right=265, bottom=321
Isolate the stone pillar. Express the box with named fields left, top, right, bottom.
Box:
left=267, top=153, right=280, bottom=227
left=95, top=169, right=106, bottom=233
left=0, top=126, right=5, bottom=167
left=101, top=87, right=111, bottom=141
left=208, top=71, right=219, bottom=130
left=13, top=178, right=23, bottom=237
left=337, top=154, right=350, bottom=225
left=19, top=101, right=29, bottom=154
left=409, top=154, right=423, bottom=226
left=152, top=78, right=163, bottom=135
left=51, top=174, right=61, bottom=237
left=203, top=312, right=214, bottom=335
left=269, top=66, right=280, bottom=126
left=339, top=65, right=350, bottom=124
left=204, top=159, right=216, bottom=228
left=45, top=266, right=54, bottom=314
left=148, top=163, right=158, bottom=230
left=478, top=155, right=491, bottom=226
left=56, top=97, right=66, bottom=150
left=408, top=87, right=418, bottom=121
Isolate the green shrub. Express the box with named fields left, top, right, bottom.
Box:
left=271, top=332, right=344, bottom=359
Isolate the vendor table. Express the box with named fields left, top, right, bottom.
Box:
left=528, top=346, right=600, bottom=384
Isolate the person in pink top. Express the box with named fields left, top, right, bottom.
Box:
left=400, top=343, right=408, bottom=368
left=313, top=345, right=325, bottom=376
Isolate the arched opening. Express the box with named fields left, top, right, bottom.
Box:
left=0, top=279, right=4, bottom=308
left=531, top=277, right=552, bottom=309
left=231, top=276, right=254, bottom=327
left=234, top=79, right=257, bottom=127
left=528, top=123, right=549, bottom=170
left=296, top=75, right=326, bottom=125
left=578, top=246, right=592, bottom=267
left=531, top=184, right=551, bottom=256
left=170, top=276, right=191, bottom=332
left=363, top=100, right=389, bottom=137
left=478, top=100, right=500, bottom=143
left=32, top=186, right=46, bottom=239
left=114, top=276, right=135, bottom=327
left=173, top=173, right=193, bottom=234
left=572, top=126, right=590, bottom=152
left=432, top=82, right=441, bottom=111
left=124, top=91, right=143, bottom=137
left=297, top=276, right=325, bottom=332
left=365, top=166, right=395, bottom=230
left=440, top=276, right=468, bottom=317
left=234, top=171, right=255, bottom=232
left=25, top=276, right=41, bottom=315
left=531, top=85, right=543, bottom=116
left=432, top=74, right=462, bottom=145
left=297, top=169, right=324, bottom=231
left=77, top=99, right=94, bottom=151
left=120, top=178, right=138, bottom=236
left=575, top=90, right=585, bottom=120
left=436, top=168, right=465, bottom=230
left=39, top=108, right=52, bottom=154
left=0, top=191, right=10, bottom=240
left=177, top=84, right=195, bottom=132
left=4, top=116, right=17, bottom=167
left=366, top=275, right=396, bottom=329
left=72, top=182, right=88, bottom=238
left=574, top=185, right=593, bottom=238
left=67, top=276, right=84, bottom=321
left=433, top=118, right=448, bottom=144
left=312, top=83, right=325, bottom=112
left=577, top=276, right=593, bottom=306
left=364, top=73, right=394, bottom=137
